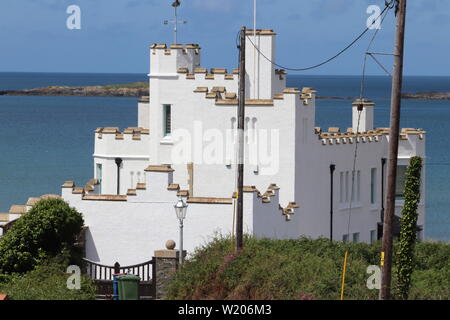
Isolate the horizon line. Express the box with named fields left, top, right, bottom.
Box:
left=0, top=71, right=448, bottom=78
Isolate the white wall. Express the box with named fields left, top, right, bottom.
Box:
left=62, top=167, right=298, bottom=265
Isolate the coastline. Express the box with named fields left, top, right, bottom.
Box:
left=0, top=82, right=449, bottom=100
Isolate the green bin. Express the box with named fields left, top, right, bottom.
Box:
left=116, top=274, right=141, bottom=300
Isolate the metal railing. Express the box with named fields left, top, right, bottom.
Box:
left=82, top=258, right=155, bottom=282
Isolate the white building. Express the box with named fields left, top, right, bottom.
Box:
left=1, top=29, right=426, bottom=266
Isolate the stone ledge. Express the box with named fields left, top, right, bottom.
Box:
left=167, top=184, right=180, bottom=191
left=82, top=195, right=127, bottom=201
left=154, top=249, right=185, bottom=259
left=215, top=99, right=274, bottom=106
left=9, top=205, right=27, bottom=214
left=62, top=181, right=75, bottom=188
left=187, top=197, right=233, bottom=205
left=145, top=165, right=174, bottom=172
left=127, top=189, right=137, bottom=196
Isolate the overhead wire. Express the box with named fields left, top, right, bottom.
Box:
left=346, top=2, right=394, bottom=239
left=245, top=0, right=395, bottom=72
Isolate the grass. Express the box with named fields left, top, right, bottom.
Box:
left=0, top=257, right=96, bottom=300
left=166, top=236, right=450, bottom=300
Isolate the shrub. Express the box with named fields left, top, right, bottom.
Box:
left=0, top=255, right=96, bottom=300
left=0, top=198, right=84, bottom=274
left=166, top=236, right=450, bottom=300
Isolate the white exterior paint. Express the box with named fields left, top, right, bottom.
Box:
left=0, top=29, right=426, bottom=265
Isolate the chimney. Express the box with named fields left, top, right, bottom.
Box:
left=352, top=99, right=375, bottom=133
left=245, top=29, right=276, bottom=99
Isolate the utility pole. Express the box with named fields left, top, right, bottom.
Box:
left=380, top=0, right=407, bottom=300
left=330, top=164, right=336, bottom=241
left=236, top=26, right=246, bottom=251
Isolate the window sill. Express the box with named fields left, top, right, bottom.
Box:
left=338, top=203, right=362, bottom=211
left=160, top=135, right=174, bottom=145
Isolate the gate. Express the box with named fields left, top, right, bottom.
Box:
left=82, top=258, right=156, bottom=300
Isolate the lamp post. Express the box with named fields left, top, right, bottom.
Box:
left=174, top=197, right=188, bottom=266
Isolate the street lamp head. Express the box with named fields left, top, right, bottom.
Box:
left=172, top=0, right=181, bottom=8
left=174, top=197, right=188, bottom=220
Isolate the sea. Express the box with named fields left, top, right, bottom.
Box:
left=0, top=72, right=449, bottom=242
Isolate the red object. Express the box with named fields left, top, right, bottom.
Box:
left=0, top=294, right=8, bottom=300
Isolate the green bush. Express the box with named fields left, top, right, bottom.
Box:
left=396, top=156, right=422, bottom=299
left=0, top=198, right=84, bottom=274
left=0, top=255, right=96, bottom=300
left=166, top=236, right=450, bottom=300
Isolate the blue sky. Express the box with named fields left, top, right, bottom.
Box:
left=0, top=0, right=449, bottom=75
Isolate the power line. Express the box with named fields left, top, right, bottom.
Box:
left=347, top=3, right=394, bottom=240
left=360, top=3, right=393, bottom=99
left=246, top=0, right=395, bottom=72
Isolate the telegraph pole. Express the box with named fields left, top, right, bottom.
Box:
left=380, top=0, right=407, bottom=300
left=236, top=26, right=246, bottom=251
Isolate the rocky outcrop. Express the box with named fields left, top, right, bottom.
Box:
left=401, top=91, right=450, bottom=100
left=0, top=82, right=149, bottom=97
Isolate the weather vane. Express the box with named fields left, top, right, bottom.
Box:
left=164, top=0, right=187, bottom=44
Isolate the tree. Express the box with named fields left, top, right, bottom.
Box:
left=396, top=156, right=423, bottom=300
left=0, top=198, right=84, bottom=274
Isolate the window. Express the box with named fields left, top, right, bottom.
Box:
left=371, top=168, right=377, bottom=204
left=351, top=170, right=360, bottom=202
left=345, top=171, right=349, bottom=202
left=396, top=165, right=407, bottom=199
left=356, top=170, right=361, bottom=202
left=130, top=171, right=134, bottom=189
left=96, top=163, right=102, bottom=194
left=342, top=234, right=349, bottom=242
left=163, top=104, right=171, bottom=136
left=352, top=232, right=360, bottom=243
left=370, top=230, right=377, bottom=244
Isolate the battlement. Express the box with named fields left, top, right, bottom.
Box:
left=317, top=127, right=425, bottom=146
left=150, top=43, right=201, bottom=75
left=94, top=127, right=150, bottom=157
left=177, top=67, right=237, bottom=81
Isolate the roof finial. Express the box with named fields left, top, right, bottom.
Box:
left=164, top=0, right=187, bottom=44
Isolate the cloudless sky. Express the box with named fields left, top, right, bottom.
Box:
left=0, top=0, right=449, bottom=75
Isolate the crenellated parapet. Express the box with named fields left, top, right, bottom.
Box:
left=1, top=194, right=63, bottom=229
left=233, top=183, right=298, bottom=222
left=178, top=67, right=237, bottom=81
left=96, top=127, right=149, bottom=140
left=94, top=127, right=150, bottom=158
left=317, top=127, right=425, bottom=146
left=193, top=86, right=276, bottom=107
left=150, top=43, right=201, bottom=75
